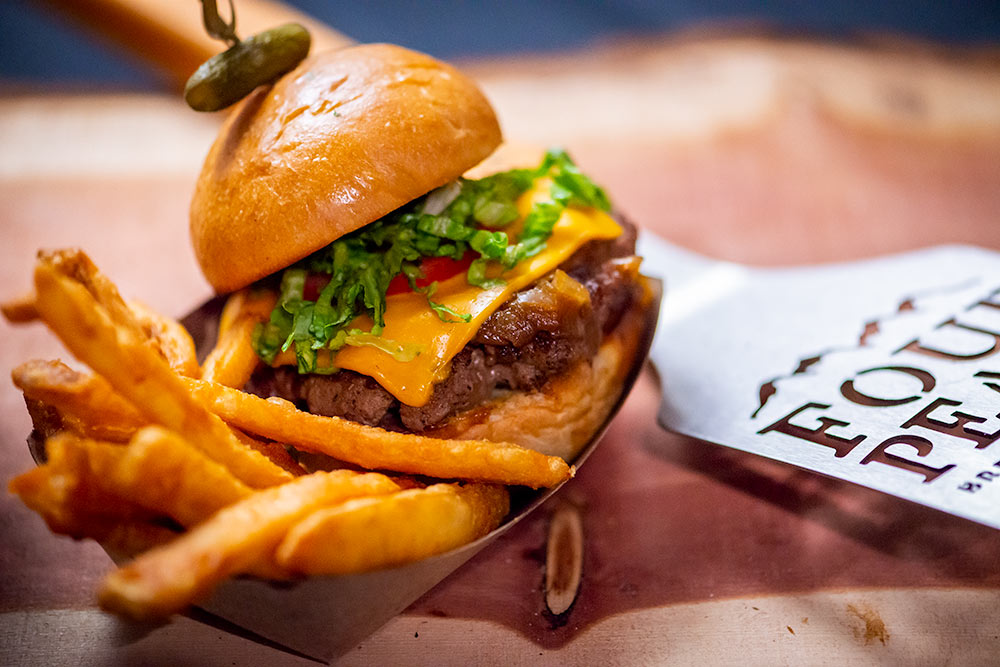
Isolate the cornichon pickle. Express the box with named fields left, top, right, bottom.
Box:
left=185, top=23, right=311, bottom=112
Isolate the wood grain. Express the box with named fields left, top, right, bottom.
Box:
left=2, top=36, right=1000, bottom=663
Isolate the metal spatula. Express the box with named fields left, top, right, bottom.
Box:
left=640, top=233, right=1000, bottom=530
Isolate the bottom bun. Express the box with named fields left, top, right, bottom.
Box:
left=428, top=277, right=654, bottom=461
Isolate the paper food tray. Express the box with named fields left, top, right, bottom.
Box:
left=99, top=273, right=662, bottom=662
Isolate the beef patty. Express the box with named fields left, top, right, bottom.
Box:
left=246, top=215, right=641, bottom=432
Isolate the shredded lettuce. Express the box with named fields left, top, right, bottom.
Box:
left=252, top=149, right=610, bottom=373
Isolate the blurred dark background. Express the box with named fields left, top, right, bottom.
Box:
left=2, top=1, right=999, bottom=89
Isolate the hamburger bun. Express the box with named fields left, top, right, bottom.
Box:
left=191, top=43, right=502, bottom=293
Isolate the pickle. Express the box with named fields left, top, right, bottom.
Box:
left=185, top=23, right=311, bottom=112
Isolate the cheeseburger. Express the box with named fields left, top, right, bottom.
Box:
left=191, top=43, right=650, bottom=461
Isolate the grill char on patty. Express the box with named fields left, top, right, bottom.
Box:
left=245, top=215, right=640, bottom=432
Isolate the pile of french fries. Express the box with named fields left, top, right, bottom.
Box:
left=5, top=249, right=571, bottom=621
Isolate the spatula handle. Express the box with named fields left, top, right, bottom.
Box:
left=43, top=0, right=354, bottom=90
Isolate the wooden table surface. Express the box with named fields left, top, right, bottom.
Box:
left=2, top=37, right=1000, bottom=665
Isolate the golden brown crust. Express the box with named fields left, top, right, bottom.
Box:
left=429, top=280, right=653, bottom=461
left=191, top=43, right=502, bottom=293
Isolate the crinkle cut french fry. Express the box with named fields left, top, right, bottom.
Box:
left=200, top=317, right=264, bottom=388
left=128, top=299, right=200, bottom=377
left=182, top=376, right=573, bottom=488
left=0, top=285, right=197, bottom=376
left=13, top=359, right=146, bottom=442
left=202, top=290, right=275, bottom=388
left=11, top=432, right=289, bottom=573
left=85, top=426, right=252, bottom=527
left=277, top=483, right=510, bottom=575
left=98, top=470, right=402, bottom=621
left=32, top=250, right=291, bottom=488
left=9, top=427, right=248, bottom=532
left=9, top=433, right=156, bottom=537
left=9, top=444, right=179, bottom=561
left=38, top=250, right=146, bottom=339
left=217, top=289, right=277, bottom=339
left=1, top=292, right=39, bottom=323
left=13, top=359, right=306, bottom=475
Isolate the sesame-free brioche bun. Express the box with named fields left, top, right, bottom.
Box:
left=191, top=43, right=502, bottom=293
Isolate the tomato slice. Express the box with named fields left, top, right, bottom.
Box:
left=302, top=253, right=474, bottom=300
left=302, top=273, right=329, bottom=301
left=386, top=253, right=474, bottom=296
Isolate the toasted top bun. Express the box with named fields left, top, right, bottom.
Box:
left=191, top=43, right=502, bottom=293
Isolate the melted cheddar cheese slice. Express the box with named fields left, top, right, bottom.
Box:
left=280, top=183, right=622, bottom=406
